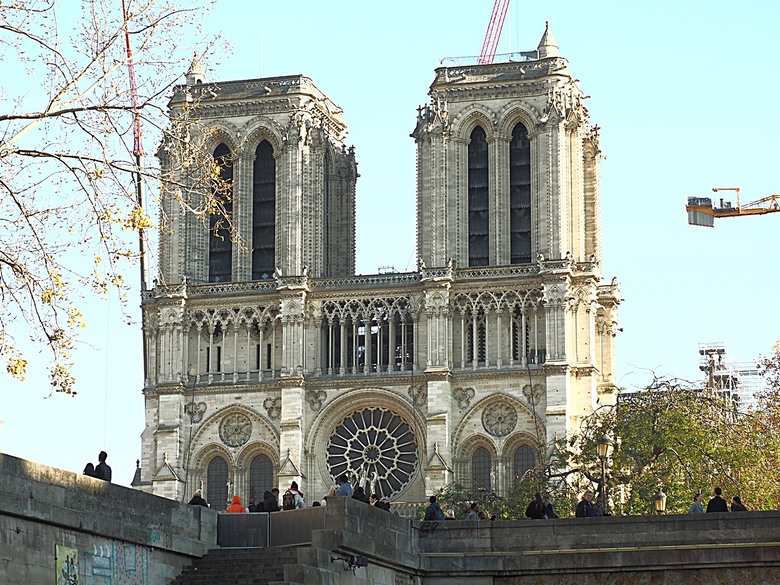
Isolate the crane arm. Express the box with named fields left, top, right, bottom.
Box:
left=478, top=0, right=511, bottom=65
left=686, top=188, right=780, bottom=227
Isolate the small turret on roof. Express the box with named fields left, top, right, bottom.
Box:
left=185, top=54, right=205, bottom=86
left=537, top=21, right=559, bottom=58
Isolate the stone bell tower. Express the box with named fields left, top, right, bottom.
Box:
left=158, top=64, right=357, bottom=287
left=412, top=23, right=620, bottom=451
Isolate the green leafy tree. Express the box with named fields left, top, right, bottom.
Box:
left=428, top=464, right=580, bottom=520
left=558, top=375, right=780, bottom=514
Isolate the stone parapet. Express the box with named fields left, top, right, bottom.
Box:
left=0, top=454, right=216, bottom=584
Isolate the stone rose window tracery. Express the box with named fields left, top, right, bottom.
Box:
left=219, top=413, right=252, bottom=447
left=482, top=401, right=518, bottom=437
left=327, top=407, right=418, bottom=499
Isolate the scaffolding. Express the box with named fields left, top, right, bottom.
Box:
left=698, top=343, right=762, bottom=410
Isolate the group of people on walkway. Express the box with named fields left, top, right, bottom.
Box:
left=422, top=485, right=749, bottom=522
left=191, top=475, right=391, bottom=512
left=688, top=487, right=748, bottom=514
left=328, top=474, right=390, bottom=510
left=423, top=492, right=559, bottom=521
left=82, top=451, right=112, bottom=482
left=571, top=486, right=749, bottom=517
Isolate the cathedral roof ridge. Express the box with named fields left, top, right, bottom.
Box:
left=431, top=57, right=569, bottom=90
left=171, top=73, right=341, bottom=110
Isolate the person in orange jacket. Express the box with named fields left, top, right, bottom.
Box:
left=226, top=495, right=247, bottom=513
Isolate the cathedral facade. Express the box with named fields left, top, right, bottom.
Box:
left=134, top=25, right=621, bottom=511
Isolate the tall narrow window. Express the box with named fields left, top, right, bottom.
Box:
left=249, top=454, right=274, bottom=502
left=252, top=140, right=275, bottom=280
left=468, top=126, right=489, bottom=266
left=206, top=456, right=228, bottom=511
left=209, top=144, right=233, bottom=283
left=509, top=123, right=531, bottom=264
left=472, top=447, right=492, bottom=491
left=323, top=148, right=331, bottom=271
left=513, top=445, right=536, bottom=481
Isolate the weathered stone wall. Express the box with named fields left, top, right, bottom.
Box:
left=314, top=498, right=780, bottom=585
left=5, top=456, right=780, bottom=585
left=0, top=454, right=216, bottom=584
left=415, top=512, right=780, bottom=584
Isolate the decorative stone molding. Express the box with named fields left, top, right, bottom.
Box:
left=453, top=386, right=475, bottom=410
left=184, top=401, right=207, bottom=423
left=311, top=273, right=420, bottom=289
left=522, top=384, right=544, bottom=406
left=408, top=384, right=427, bottom=408
left=263, top=397, right=281, bottom=420
left=306, top=389, right=327, bottom=411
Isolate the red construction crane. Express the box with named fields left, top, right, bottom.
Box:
left=120, top=0, right=148, bottom=291
left=478, top=0, right=511, bottom=64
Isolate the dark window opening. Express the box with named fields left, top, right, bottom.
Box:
left=266, top=343, right=272, bottom=371
left=207, top=456, right=228, bottom=511
left=509, top=123, right=531, bottom=264
left=472, top=447, right=492, bottom=492
left=255, top=344, right=261, bottom=370
left=209, top=143, right=233, bottom=283
left=514, top=445, right=536, bottom=481
left=466, top=308, right=487, bottom=364
left=252, top=140, right=276, bottom=280
left=320, top=303, right=414, bottom=374
left=511, top=306, right=546, bottom=365
left=249, top=454, right=274, bottom=502
left=468, top=126, right=489, bottom=267
left=205, top=347, right=210, bottom=373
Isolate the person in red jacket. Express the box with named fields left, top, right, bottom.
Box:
left=226, top=495, right=247, bottom=513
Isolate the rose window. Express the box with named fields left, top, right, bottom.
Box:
left=327, top=407, right=418, bottom=498
left=482, top=401, right=518, bottom=437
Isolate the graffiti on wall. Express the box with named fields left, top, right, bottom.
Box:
left=82, top=540, right=149, bottom=584
left=55, top=545, right=79, bottom=585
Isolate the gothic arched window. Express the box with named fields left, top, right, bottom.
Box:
left=206, top=455, right=229, bottom=511
left=514, top=444, right=536, bottom=480
left=252, top=140, right=275, bottom=280
left=468, top=126, right=489, bottom=267
left=249, top=454, right=274, bottom=502
left=472, top=446, right=492, bottom=491
left=208, top=143, right=233, bottom=283
left=509, top=122, right=531, bottom=264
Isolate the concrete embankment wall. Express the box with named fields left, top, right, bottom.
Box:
left=316, top=498, right=780, bottom=585
left=0, top=453, right=215, bottom=584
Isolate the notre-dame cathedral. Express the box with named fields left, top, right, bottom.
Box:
left=133, top=24, right=621, bottom=511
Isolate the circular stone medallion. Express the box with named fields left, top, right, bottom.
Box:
left=482, top=401, right=518, bottom=437
left=219, top=413, right=252, bottom=447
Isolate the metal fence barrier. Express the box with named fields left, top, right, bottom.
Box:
left=270, top=507, right=326, bottom=547
left=217, top=512, right=269, bottom=547
left=216, top=507, right=326, bottom=548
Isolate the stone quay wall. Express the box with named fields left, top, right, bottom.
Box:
left=0, top=453, right=216, bottom=584
left=315, top=498, right=780, bottom=585
left=3, top=453, right=780, bottom=585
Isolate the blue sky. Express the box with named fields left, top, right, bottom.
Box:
left=2, top=0, right=779, bottom=486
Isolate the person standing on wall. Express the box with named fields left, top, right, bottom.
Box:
left=95, top=451, right=112, bottom=482
left=575, top=491, right=602, bottom=517
left=706, top=487, right=729, bottom=513
left=688, top=493, right=704, bottom=514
